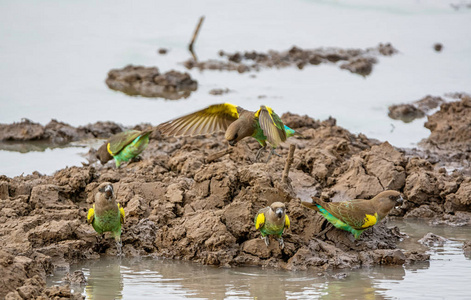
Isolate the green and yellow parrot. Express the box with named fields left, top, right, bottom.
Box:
left=157, top=103, right=302, bottom=161
left=87, top=182, right=125, bottom=252
left=254, top=202, right=291, bottom=248
left=302, top=190, right=404, bottom=239
left=96, top=129, right=153, bottom=168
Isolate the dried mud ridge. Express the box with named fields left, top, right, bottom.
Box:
left=106, top=65, right=198, bottom=100
left=183, top=43, right=397, bottom=76
left=388, top=95, right=444, bottom=123
left=2, top=110, right=471, bottom=298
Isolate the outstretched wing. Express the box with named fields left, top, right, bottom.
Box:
left=256, top=105, right=287, bottom=147
left=284, top=215, right=290, bottom=229
left=107, top=130, right=143, bottom=156
left=254, top=212, right=266, bottom=230
left=157, top=103, right=242, bottom=136
left=324, top=200, right=378, bottom=230
left=118, top=203, right=125, bottom=224
left=87, top=205, right=95, bottom=224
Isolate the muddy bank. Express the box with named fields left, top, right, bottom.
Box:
left=105, top=65, right=197, bottom=100
left=3, top=111, right=471, bottom=297
left=388, top=95, right=444, bottom=123
left=0, top=119, right=123, bottom=146
left=183, top=43, right=397, bottom=76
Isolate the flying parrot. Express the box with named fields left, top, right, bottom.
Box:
left=157, top=103, right=302, bottom=161
left=254, top=202, right=291, bottom=249
left=96, top=129, right=153, bottom=168
left=87, top=182, right=125, bottom=252
left=301, top=190, right=404, bottom=239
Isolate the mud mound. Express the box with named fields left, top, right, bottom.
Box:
left=0, top=119, right=123, bottom=145
left=105, top=65, right=197, bottom=100
left=184, top=43, right=397, bottom=76
left=421, top=95, right=471, bottom=152
left=388, top=95, right=444, bottom=123
left=4, top=112, right=471, bottom=296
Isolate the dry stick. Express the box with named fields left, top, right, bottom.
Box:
left=282, top=144, right=296, bottom=183
left=188, top=16, right=205, bottom=61
left=206, top=148, right=233, bottom=163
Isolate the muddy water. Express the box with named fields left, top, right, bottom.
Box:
left=1, top=0, right=471, bottom=176
left=47, top=220, right=471, bottom=299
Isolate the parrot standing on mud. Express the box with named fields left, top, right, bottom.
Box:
left=254, top=202, right=291, bottom=249
left=87, top=182, right=125, bottom=253
left=301, top=190, right=404, bottom=239
left=96, top=129, right=153, bottom=168
left=157, top=103, right=302, bottom=161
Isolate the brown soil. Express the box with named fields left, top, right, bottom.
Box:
left=105, top=65, right=197, bottom=100
left=2, top=111, right=471, bottom=298
left=388, top=95, right=444, bottom=123
left=183, top=43, right=397, bottom=76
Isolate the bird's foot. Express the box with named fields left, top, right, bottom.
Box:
left=261, top=236, right=270, bottom=246
left=255, top=147, right=266, bottom=162
left=115, top=240, right=123, bottom=257
left=277, top=237, right=285, bottom=249
left=130, top=156, right=142, bottom=163
left=266, top=148, right=281, bottom=163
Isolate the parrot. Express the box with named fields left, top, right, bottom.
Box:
left=301, top=190, right=404, bottom=239
left=96, top=129, right=153, bottom=168
left=87, top=182, right=125, bottom=253
left=254, top=202, right=291, bottom=249
left=156, top=103, right=302, bottom=162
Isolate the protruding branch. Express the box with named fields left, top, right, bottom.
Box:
left=282, top=144, right=296, bottom=183
left=189, top=16, right=205, bottom=61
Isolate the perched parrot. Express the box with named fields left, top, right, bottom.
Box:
left=87, top=182, right=125, bottom=252
left=254, top=202, right=291, bottom=249
left=96, top=129, right=153, bottom=168
left=301, top=190, right=404, bottom=239
left=157, top=103, right=302, bottom=161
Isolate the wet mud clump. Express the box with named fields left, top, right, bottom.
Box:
left=388, top=95, right=444, bottom=123
left=106, top=65, right=198, bottom=100
left=0, top=119, right=124, bottom=153
left=4, top=111, right=471, bottom=297
left=184, top=43, right=397, bottom=76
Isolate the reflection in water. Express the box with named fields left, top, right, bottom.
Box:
left=47, top=220, right=471, bottom=299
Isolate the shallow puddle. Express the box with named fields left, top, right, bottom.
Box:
left=47, top=219, right=471, bottom=299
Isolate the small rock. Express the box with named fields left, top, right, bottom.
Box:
left=418, top=232, right=447, bottom=247
left=158, top=48, right=168, bottom=55
left=62, top=270, right=87, bottom=284
left=434, top=43, right=443, bottom=52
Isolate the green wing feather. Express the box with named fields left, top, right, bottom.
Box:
left=323, top=200, right=378, bottom=230
left=157, top=103, right=242, bottom=136
left=107, top=130, right=143, bottom=155
left=256, top=105, right=287, bottom=148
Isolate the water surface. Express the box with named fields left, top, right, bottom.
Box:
left=1, top=0, right=471, bottom=176
left=47, top=220, right=471, bottom=299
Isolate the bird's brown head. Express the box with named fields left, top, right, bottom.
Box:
left=96, top=142, right=113, bottom=165
left=97, top=182, right=114, bottom=201
left=373, top=190, right=404, bottom=217
left=270, top=202, right=286, bottom=219
left=225, top=120, right=254, bottom=146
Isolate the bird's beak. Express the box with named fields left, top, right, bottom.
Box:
left=397, top=196, right=404, bottom=204
left=228, top=140, right=236, bottom=146
left=104, top=185, right=114, bottom=199
left=275, top=208, right=284, bottom=219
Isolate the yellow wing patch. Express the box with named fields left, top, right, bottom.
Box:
left=284, top=215, right=290, bottom=229
left=118, top=203, right=125, bottom=224
left=87, top=204, right=95, bottom=224
left=362, top=213, right=378, bottom=228
left=106, top=143, right=115, bottom=156
left=205, top=103, right=240, bottom=119
left=255, top=213, right=265, bottom=230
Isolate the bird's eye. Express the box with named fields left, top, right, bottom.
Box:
left=389, top=195, right=396, bottom=200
